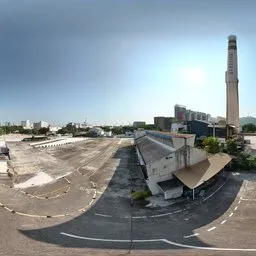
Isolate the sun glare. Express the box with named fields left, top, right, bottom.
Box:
left=183, top=67, right=206, bottom=86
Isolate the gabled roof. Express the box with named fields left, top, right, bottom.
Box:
left=136, top=137, right=175, bottom=164
left=173, top=153, right=232, bottom=189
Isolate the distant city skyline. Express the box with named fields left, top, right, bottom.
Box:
left=0, top=0, right=256, bottom=125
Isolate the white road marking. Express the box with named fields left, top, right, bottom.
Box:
left=229, top=213, right=233, bottom=217
left=234, top=206, right=238, bottom=211
left=238, top=200, right=241, bottom=204
left=162, top=239, right=256, bottom=251
left=94, top=213, right=112, bottom=218
left=183, top=233, right=199, bottom=238
left=207, top=227, right=216, bottom=232
left=60, top=232, right=161, bottom=243
left=241, top=198, right=256, bottom=202
left=202, top=182, right=225, bottom=202
left=221, top=220, right=227, bottom=225
left=60, top=233, right=256, bottom=251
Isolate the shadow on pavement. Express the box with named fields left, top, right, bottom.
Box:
left=19, top=145, right=243, bottom=250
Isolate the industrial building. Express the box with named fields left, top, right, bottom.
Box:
left=135, top=130, right=231, bottom=199
left=187, top=120, right=226, bottom=139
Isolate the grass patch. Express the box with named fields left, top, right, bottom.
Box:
left=131, top=190, right=152, bottom=201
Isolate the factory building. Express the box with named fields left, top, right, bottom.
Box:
left=135, top=130, right=231, bottom=199
left=187, top=120, right=226, bottom=139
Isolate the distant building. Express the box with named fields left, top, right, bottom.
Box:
left=174, top=104, right=186, bottom=122
left=49, top=126, right=62, bottom=133
left=33, top=121, right=49, bottom=129
left=21, top=120, right=30, bottom=128
left=154, top=117, right=172, bottom=131
left=133, top=121, right=146, bottom=128
left=175, top=104, right=210, bottom=122
left=89, top=127, right=104, bottom=136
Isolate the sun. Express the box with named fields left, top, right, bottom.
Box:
left=183, top=67, right=206, bottom=86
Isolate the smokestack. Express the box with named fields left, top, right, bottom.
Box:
left=226, top=35, right=240, bottom=136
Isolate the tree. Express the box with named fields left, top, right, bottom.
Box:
left=38, top=127, right=49, bottom=135
left=226, top=139, right=238, bottom=155
left=202, top=137, right=220, bottom=154
left=242, top=123, right=256, bottom=133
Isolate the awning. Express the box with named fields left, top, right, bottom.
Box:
left=173, top=153, right=232, bottom=189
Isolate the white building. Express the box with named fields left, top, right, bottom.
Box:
left=135, top=131, right=231, bottom=200
left=21, top=120, right=30, bottom=128
left=33, top=121, right=49, bottom=129
left=49, top=126, right=62, bottom=133
left=90, top=127, right=104, bottom=136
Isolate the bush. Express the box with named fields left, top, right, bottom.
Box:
left=232, top=152, right=256, bottom=171
left=131, top=190, right=152, bottom=201
left=202, top=137, right=220, bottom=154
left=226, top=139, right=238, bottom=155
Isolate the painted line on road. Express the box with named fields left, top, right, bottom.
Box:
left=63, top=177, right=71, bottom=184
left=241, top=198, right=256, bottom=202
left=162, top=239, right=256, bottom=252
left=234, top=206, right=238, bottom=211
left=202, top=182, right=225, bottom=202
left=229, top=213, right=233, bottom=217
left=60, top=232, right=162, bottom=243
left=1, top=183, right=71, bottom=200
left=60, top=232, right=256, bottom=251
left=221, top=220, right=227, bottom=225
left=207, top=227, right=216, bottom=232
left=183, top=233, right=199, bottom=239
left=94, top=213, right=112, bottom=218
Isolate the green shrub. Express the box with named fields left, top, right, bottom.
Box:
left=232, top=152, right=256, bottom=171
left=202, top=137, right=220, bottom=154
left=226, top=139, right=238, bottom=155
left=131, top=190, right=152, bottom=201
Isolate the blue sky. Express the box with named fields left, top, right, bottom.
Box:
left=0, top=0, right=255, bottom=126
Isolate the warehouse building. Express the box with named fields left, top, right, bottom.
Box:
left=135, top=130, right=231, bottom=199
left=187, top=120, right=226, bottom=138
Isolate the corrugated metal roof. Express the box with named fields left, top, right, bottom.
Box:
left=136, top=137, right=175, bottom=164
left=173, top=153, right=232, bottom=189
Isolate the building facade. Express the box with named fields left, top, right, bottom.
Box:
left=174, top=104, right=186, bottom=122
left=33, top=121, right=49, bottom=129
left=21, top=120, right=30, bottom=128
left=135, top=130, right=231, bottom=199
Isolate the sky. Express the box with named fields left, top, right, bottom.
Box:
left=0, top=0, right=255, bottom=126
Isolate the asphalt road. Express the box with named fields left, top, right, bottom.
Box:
left=0, top=139, right=256, bottom=256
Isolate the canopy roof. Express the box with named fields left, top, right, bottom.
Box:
left=173, top=153, right=232, bottom=189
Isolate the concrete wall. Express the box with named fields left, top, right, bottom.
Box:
left=145, top=146, right=207, bottom=196
left=164, top=186, right=183, bottom=199
left=187, top=147, right=207, bottom=166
